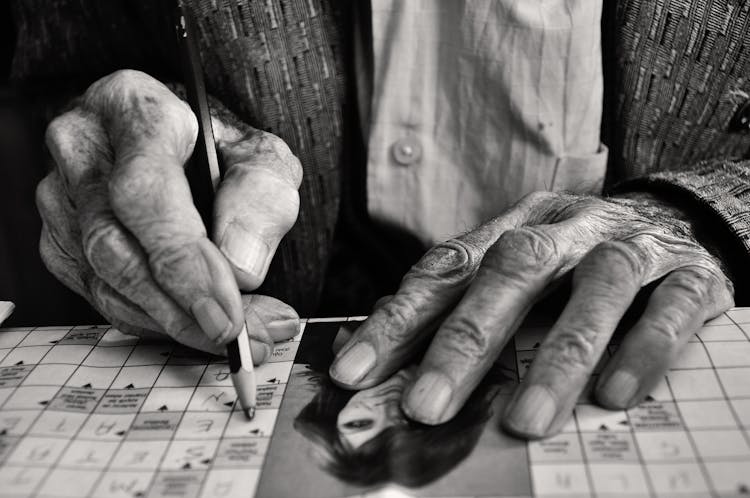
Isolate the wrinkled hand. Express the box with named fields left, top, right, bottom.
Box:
left=37, top=70, right=302, bottom=358
left=330, top=191, right=735, bottom=438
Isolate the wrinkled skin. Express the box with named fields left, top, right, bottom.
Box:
left=37, top=70, right=302, bottom=360
left=330, top=191, right=735, bottom=439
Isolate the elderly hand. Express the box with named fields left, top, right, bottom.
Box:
left=37, top=70, right=301, bottom=359
left=329, top=191, right=735, bottom=438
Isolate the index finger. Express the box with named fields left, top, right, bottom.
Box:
left=83, top=70, right=244, bottom=345
left=328, top=193, right=552, bottom=389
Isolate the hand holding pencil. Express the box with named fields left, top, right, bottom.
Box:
left=36, top=7, right=301, bottom=405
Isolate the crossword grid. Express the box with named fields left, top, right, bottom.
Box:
left=0, top=320, right=313, bottom=498
left=522, top=308, right=750, bottom=498
left=1, top=311, right=749, bottom=497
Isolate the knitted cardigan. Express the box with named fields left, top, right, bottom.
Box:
left=9, top=0, right=750, bottom=311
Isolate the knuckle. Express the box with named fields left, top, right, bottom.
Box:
left=545, top=327, right=599, bottom=372
left=411, top=238, right=475, bottom=280
left=108, top=165, right=163, bottom=212
left=232, top=131, right=303, bottom=188
left=149, top=242, right=197, bottom=285
left=83, top=222, right=146, bottom=291
left=439, top=315, right=492, bottom=364
left=40, top=228, right=86, bottom=296
left=486, top=227, right=559, bottom=278
left=662, top=269, right=710, bottom=308
left=39, top=229, right=62, bottom=273
left=580, top=241, right=643, bottom=281
left=377, top=298, right=416, bottom=340
left=519, top=190, right=558, bottom=207
left=35, top=175, right=58, bottom=221
left=646, top=318, right=681, bottom=345
left=45, top=113, right=69, bottom=152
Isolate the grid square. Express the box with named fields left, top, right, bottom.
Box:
left=528, top=433, right=582, bottom=463
left=4, top=386, right=60, bottom=410
left=66, top=366, right=119, bottom=389
left=0, top=465, right=48, bottom=496
left=705, top=342, right=750, bottom=368
left=40, top=345, right=92, bottom=365
left=697, top=323, right=746, bottom=342
left=634, top=431, right=695, bottom=462
left=7, top=436, right=68, bottom=465
left=17, top=329, right=69, bottom=347
left=668, top=369, right=723, bottom=400
left=704, top=461, right=750, bottom=496
left=36, top=468, right=100, bottom=497
left=111, top=365, right=162, bottom=389
left=0, top=410, right=39, bottom=437
left=141, top=387, right=195, bottom=413
left=199, top=364, right=233, bottom=386
left=0, top=330, right=31, bottom=349
left=223, top=409, right=278, bottom=439
left=91, top=470, right=154, bottom=498
left=29, top=411, right=87, bottom=438
left=109, top=440, right=170, bottom=471
left=174, top=411, right=230, bottom=440
left=731, top=399, right=750, bottom=427
left=728, top=309, right=750, bottom=324
left=0, top=387, right=11, bottom=407
left=0, top=346, right=52, bottom=367
left=671, top=342, right=711, bottom=369
left=588, top=463, right=649, bottom=495
left=58, top=439, right=119, bottom=469
left=187, top=387, right=236, bottom=412
left=82, top=346, right=133, bottom=367
left=161, top=440, right=218, bottom=470
left=78, top=413, right=135, bottom=441
left=124, top=344, right=172, bottom=366
left=201, top=468, right=261, bottom=498
left=530, top=463, right=590, bottom=496
left=646, top=462, right=709, bottom=495
left=717, top=368, right=750, bottom=397
left=692, top=429, right=750, bottom=459
left=21, top=364, right=77, bottom=387
left=678, top=400, right=738, bottom=429
left=155, top=365, right=206, bottom=387
left=705, top=314, right=734, bottom=326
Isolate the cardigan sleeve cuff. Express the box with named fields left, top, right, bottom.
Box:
left=610, top=159, right=750, bottom=302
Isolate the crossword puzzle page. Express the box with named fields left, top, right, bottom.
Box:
left=0, top=309, right=749, bottom=498
left=0, top=321, right=306, bottom=498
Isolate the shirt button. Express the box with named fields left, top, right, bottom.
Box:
left=391, top=137, right=422, bottom=165
left=730, top=99, right=750, bottom=132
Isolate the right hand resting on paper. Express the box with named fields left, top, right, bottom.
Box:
left=36, top=70, right=302, bottom=359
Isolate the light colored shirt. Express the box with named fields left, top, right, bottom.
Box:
left=363, top=0, right=607, bottom=245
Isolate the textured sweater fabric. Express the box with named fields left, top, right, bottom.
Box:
left=9, top=0, right=750, bottom=309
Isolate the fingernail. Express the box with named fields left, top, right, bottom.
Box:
left=330, top=342, right=376, bottom=385
left=220, top=226, right=270, bottom=278
left=191, top=297, right=233, bottom=343
left=599, top=370, right=639, bottom=407
left=505, top=385, right=557, bottom=437
left=404, top=372, right=453, bottom=424
left=332, top=326, right=354, bottom=355
left=249, top=339, right=271, bottom=364
left=266, top=317, right=298, bottom=337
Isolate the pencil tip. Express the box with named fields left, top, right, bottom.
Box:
left=244, top=407, right=256, bottom=420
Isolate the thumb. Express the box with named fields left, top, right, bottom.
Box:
left=214, top=129, right=302, bottom=291
left=242, top=294, right=299, bottom=365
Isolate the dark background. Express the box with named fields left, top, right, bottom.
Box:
left=0, top=3, right=102, bottom=326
